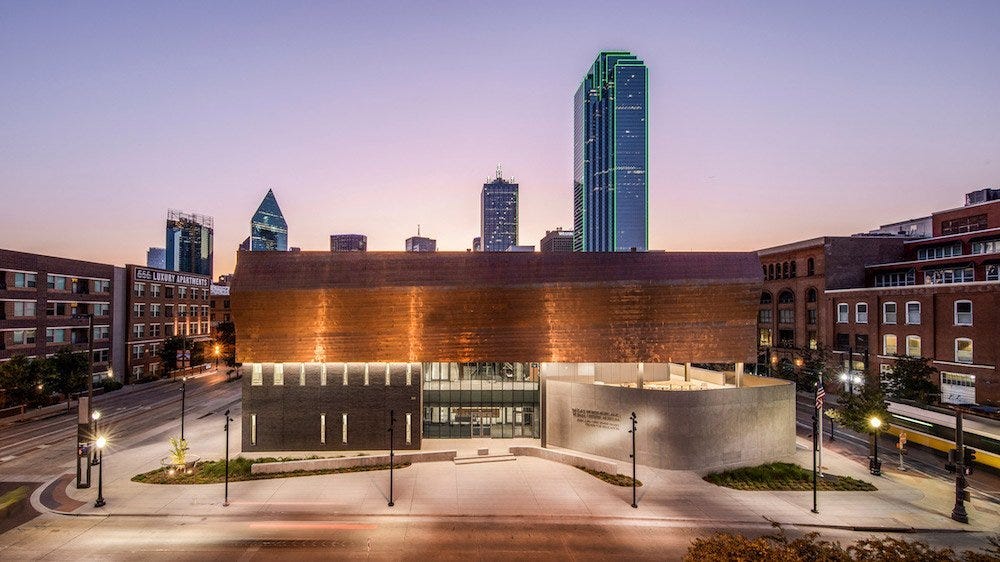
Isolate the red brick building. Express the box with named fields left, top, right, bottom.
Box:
left=828, top=198, right=1000, bottom=405
left=125, top=265, right=211, bottom=381
left=759, top=194, right=1000, bottom=406
left=1, top=249, right=125, bottom=383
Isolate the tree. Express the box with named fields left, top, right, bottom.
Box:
left=213, top=321, right=237, bottom=367
left=883, top=356, right=938, bottom=404
left=158, top=336, right=205, bottom=377
left=0, top=355, right=50, bottom=408
left=835, top=382, right=891, bottom=435
left=46, top=347, right=89, bottom=412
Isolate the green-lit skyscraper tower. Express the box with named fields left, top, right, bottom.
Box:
left=573, top=51, right=648, bottom=252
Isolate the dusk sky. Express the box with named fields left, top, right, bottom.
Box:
left=2, top=2, right=999, bottom=276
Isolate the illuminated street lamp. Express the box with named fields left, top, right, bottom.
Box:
left=869, top=416, right=882, bottom=476
left=91, top=411, right=102, bottom=466
left=94, top=436, right=107, bottom=507
left=214, top=344, right=221, bottom=368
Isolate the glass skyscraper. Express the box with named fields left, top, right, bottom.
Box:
left=481, top=166, right=519, bottom=252
left=250, top=189, right=288, bottom=252
left=573, top=51, right=648, bottom=252
left=165, top=210, right=214, bottom=277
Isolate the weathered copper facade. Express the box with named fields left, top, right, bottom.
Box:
left=232, top=251, right=762, bottom=364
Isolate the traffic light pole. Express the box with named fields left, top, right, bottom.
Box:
left=951, top=409, right=968, bottom=524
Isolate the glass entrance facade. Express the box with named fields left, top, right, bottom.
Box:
left=422, top=362, right=540, bottom=438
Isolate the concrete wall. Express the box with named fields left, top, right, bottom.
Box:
left=544, top=375, right=795, bottom=472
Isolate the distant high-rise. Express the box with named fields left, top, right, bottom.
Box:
left=406, top=227, right=437, bottom=252
left=540, top=228, right=574, bottom=253
left=250, top=189, right=288, bottom=252
left=481, top=165, right=519, bottom=252
left=472, top=237, right=481, bottom=252
left=165, top=210, right=214, bottom=278
left=146, top=247, right=166, bottom=268
left=330, top=234, right=368, bottom=252
left=573, top=51, right=648, bottom=252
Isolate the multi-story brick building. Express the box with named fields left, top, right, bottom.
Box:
left=210, top=283, right=231, bottom=329
left=755, top=237, right=906, bottom=372
left=0, top=249, right=126, bottom=383
left=759, top=193, right=1000, bottom=405
left=125, top=265, right=211, bottom=381
left=828, top=197, right=1000, bottom=405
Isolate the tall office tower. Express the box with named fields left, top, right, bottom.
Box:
left=250, top=189, right=288, bottom=251
left=573, top=51, right=648, bottom=252
left=481, top=165, right=519, bottom=252
left=165, top=210, right=214, bottom=278
left=330, top=234, right=368, bottom=252
left=146, top=247, right=166, bottom=268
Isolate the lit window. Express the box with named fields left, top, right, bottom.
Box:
left=320, top=413, right=326, bottom=444
left=954, top=301, right=972, bottom=326
left=251, top=364, right=262, bottom=385
left=364, top=363, right=370, bottom=386
left=385, top=363, right=391, bottom=386
left=320, top=364, right=327, bottom=386
left=251, top=414, right=257, bottom=445
left=906, top=336, right=921, bottom=357
left=758, top=328, right=773, bottom=347
left=955, top=338, right=973, bottom=364
left=883, top=334, right=897, bottom=355
left=406, top=363, right=413, bottom=386
left=406, top=413, right=412, bottom=444
left=273, top=364, right=283, bottom=385
left=342, top=413, right=348, bottom=444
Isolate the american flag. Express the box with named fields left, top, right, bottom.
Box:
left=816, top=385, right=825, bottom=410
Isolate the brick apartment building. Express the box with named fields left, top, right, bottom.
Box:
left=125, top=265, right=211, bottom=381
left=0, top=249, right=126, bottom=382
left=759, top=192, right=1000, bottom=405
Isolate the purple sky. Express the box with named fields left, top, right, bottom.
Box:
left=2, top=2, right=999, bottom=276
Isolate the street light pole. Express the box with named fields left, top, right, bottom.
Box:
left=73, top=312, right=95, bottom=489
left=629, top=412, right=637, bottom=509
left=388, top=409, right=396, bottom=507
left=224, top=409, right=233, bottom=507
left=180, top=377, right=187, bottom=441
left=91, top=411, right=101, bottom=466
left=94, top=436, right=107, bottom=508
left=951, top=409, right=969, bottom=523
left=869, top=416, right=882, bottom=476
left=811, top=383, right=819, bottom=514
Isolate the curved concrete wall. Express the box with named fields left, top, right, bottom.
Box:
left=544, top=376, right=796, bottom=472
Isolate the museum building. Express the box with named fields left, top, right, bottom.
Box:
left=232, top=251, right=796, bottom=471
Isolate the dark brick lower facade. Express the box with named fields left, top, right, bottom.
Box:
left=241, top=363, right=421, bottom=452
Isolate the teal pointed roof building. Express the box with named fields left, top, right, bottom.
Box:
left=250, top=189, right=288, bottom=252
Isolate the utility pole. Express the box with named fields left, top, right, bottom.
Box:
left=951, top=409, right=969, bottom=523
left=629, top=412, right=637, bottom=509
left=388, top=409, right=396, bottom=507
left=224, top=409, right=233, bottom=507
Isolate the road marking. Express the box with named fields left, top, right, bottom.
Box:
left=36, top=444, right=49, bottom=449
left=0, top=455, right=17, bottom=462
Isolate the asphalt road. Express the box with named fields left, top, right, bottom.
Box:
left=793, top=394, right=1000, bottom=502
left=3, top=514, right=997, bottom=561
left=0, top=369, right=240, bottom=483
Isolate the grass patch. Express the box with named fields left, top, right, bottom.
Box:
left=132, top=457, right=408, bottom=485
left=704, top=462, right=876, bottom=491
left=576, top=466, right=642, bottom=487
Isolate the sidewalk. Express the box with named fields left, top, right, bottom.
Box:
left=38, top=405, right=1000, bottom=535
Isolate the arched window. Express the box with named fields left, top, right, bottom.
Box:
left=778, top=290, right=794, bottom=304
left=806, top=287, right=817, bottom=303
left=955, top=338, right=973, bottom=364
left=782, top=262, right=789, bottom=278
left=768, top=264, right=775, bottom=279
left=807, top=257, right=815, bottom=276
left=790, top=261, right=797, bottom=277
left=955, top=300, right=972, bottom=326
left=760, top=291, right=773, bottom=304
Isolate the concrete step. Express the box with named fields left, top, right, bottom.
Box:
left=453, top=454, right=517, bottom=465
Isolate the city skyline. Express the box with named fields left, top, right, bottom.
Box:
left=2, top=2, right=999, bottom=275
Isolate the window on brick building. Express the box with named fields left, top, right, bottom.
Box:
left=883, top=334, right=897, bottom=355
left=955, top=338, right=973, bottom=364
left=883, top=302, right=897, bottom=324
left=807, top=257, right=815, bottom=276
left=906, top=335, right=921, bottom=357
left=856, top=303, right=868, bottom=323
left=837, top=303, right=849, bottom=323
left=954, top=301, right=972, bottom=326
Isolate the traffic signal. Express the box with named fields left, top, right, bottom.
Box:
left=964, top=447, right=977, bottom=475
